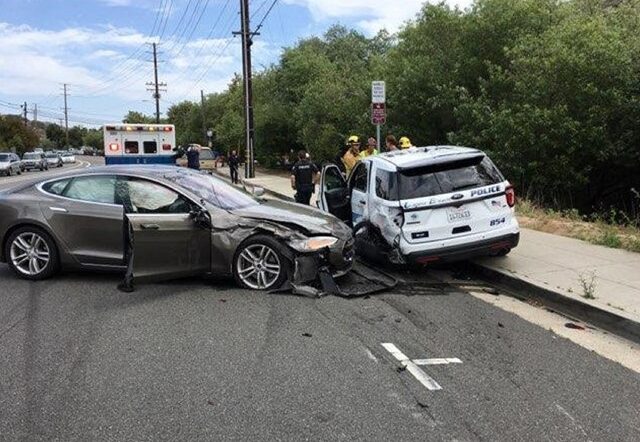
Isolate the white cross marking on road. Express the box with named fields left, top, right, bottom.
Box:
left=381, top=343, right=462, bottom=391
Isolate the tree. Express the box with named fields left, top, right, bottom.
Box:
left=68, top=126, right=86, bottom=148
left=83, top=129, right=103, bottom=150
left=122, top=111, right=156, bottom=124
left=0, top=115, right=39, bottom=155
left=45, top=124, right=66, bottom=148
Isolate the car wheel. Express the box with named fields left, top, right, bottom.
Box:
left=233, top=235, right=288, bottom=290
left=5, top=227, right=59, bottom=280
left=494, top=248, right=511, bottom=257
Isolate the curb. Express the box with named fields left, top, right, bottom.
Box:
left=467, top=262, right=640, bottom=345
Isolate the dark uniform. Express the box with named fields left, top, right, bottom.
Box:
left=228, top=153, right=240, bottom=184
left=186, top=148, right=200, bottom=170
left=291, top=159, right=318, bottom=205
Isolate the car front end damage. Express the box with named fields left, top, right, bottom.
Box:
left=219, top=216, right=355, bottom=294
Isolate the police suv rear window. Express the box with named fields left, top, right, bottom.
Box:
left=394, top=156, right=503, bottom=200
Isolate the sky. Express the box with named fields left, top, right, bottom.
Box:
left=0, top=0, right=472, bottom=127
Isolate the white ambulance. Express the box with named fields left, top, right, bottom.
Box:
left=103, top=124, right=176, bottom=165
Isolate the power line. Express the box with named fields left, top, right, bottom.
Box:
left=253, top=0, right=279, bottom=34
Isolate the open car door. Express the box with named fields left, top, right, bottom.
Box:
left=121, top=177, right=211, bottom=283
left=317, top=164, right=351, bottom=224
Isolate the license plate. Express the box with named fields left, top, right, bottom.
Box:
left=447, top=207, right=471, bottom=223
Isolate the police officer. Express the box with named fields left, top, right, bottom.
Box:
left=228, top=150, right=240, bottom=184
left=290, top=150, right=318, bottom=205
left=186, top=144, right=200, bottom=170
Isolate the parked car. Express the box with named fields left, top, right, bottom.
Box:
left=176, top=145, right=217, bottom=172
left=317, top=145, right=520, bottom=265
left=61, top=152, right=76, bottom=164
left=22, top=152, right=49, bottom=171
left=0, top=166, right=354, bottom=290
left=44, top=152, right=63, bottom=168
left=0, top=153, right=23, bottom=176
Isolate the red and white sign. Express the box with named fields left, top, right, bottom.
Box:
left=372, top=102, right=386, bottom=125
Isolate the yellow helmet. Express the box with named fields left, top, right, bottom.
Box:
left=399, top=136, right=412, bottom=149
left=347, top=135, right=360, bottom=145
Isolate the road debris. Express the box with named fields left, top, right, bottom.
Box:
left=565, top=322, right=586, bottom=330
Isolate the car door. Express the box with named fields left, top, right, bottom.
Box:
left=318, top=164, right=351, bottom=223
left=350, top=162, right=370, bottom=227
left=121, top=177, right=211, bottom=281
left=40, top=175, right=125, bottom=266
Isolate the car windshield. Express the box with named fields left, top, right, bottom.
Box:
left=62, top=153, right=72, bottom=157
left=45, top=153, right=57, bottom=158
left=0, top=154, right=9, bottom=161
left=162, top=169, right=259, bottom=210
left=23, top=153, right=38, bottom=159
left=199, top=149, right=214, bottom=160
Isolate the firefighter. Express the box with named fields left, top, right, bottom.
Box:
left=399, top=136, right=413, bottom=149
left=359, top=137, right=379, bottom=158
left=341, top=135, right=361, bottom=175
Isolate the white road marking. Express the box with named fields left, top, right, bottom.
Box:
left=382, top=343, right=443, bottom=391
left=413, top=358, right=463, bottom=365
left=365, top=348, right=379, bottom=362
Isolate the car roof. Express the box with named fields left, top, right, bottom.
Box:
left=366, top=145, right=484, bottom=170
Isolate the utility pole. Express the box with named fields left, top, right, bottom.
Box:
left=62, top=83, right=69, bottom=146
left=20, top=102, right=28, bottom=124
left=234, top=0, right=257, bottom=179
left=200, top=89, right=207, bottom=145
left=146, top=42, right=166, bottom=124
left=33, top=103, right=37, bottom=123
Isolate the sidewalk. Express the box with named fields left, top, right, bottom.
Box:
left=213, top=166, right=640, bottom=340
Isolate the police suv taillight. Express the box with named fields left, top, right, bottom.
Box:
left=505, top=186, right=516, bottom=207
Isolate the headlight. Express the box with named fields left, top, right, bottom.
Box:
left=289, top=236, right=339, bottom=252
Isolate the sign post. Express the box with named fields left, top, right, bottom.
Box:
left=371, top=81, right=386, bottom=150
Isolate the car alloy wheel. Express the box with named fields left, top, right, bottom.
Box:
left=10, top=232, right=51, bottom=276
left=236, top=243, right=283, bottom=290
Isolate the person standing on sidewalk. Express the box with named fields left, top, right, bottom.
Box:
left=290, top=150, right=318, bottom=205
left=385, top=135, right=399, bottom=152
left=186, top=144, right=200, bottom=170
left=228, top=150, right=240, bottom=184
left=359, top=137, right=379, bottom=158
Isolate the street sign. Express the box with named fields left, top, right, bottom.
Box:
left=371, top=102, right=386, bottom=125
left=372, top=81, right=385, bottom=104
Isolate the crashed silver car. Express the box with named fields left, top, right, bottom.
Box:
left=0, top=166, right=354, bottom=290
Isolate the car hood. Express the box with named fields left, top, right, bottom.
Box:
left=231, top=199, right=352, bottom=239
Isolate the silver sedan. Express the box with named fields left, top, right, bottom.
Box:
left=0, top=166, right=354, bottom=290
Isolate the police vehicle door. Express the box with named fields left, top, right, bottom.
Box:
left=349, top=162, right=370, bottom=227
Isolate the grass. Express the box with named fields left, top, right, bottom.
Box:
left=516, top=199, right=640, bottom=254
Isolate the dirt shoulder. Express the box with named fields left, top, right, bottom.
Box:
left=516, top=200, right=640, bottom=254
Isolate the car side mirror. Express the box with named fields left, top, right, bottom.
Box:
left=189, top=207, right=212, bottom=229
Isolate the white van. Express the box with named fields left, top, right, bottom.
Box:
left=317, top=146, right=519, bottom=264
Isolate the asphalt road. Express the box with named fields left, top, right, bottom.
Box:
left=1, top=158, right=639, bottom=440
left=0, top=265, right=639, bottom=441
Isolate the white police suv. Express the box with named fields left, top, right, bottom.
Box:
left=317, top=146, right=519, bottom=265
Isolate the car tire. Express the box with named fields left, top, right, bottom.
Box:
left=494, top=248, right=511, bottom=257
left=233, top=235, right=288, bottom=291
left=4, top=226, right=60, bottom=280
